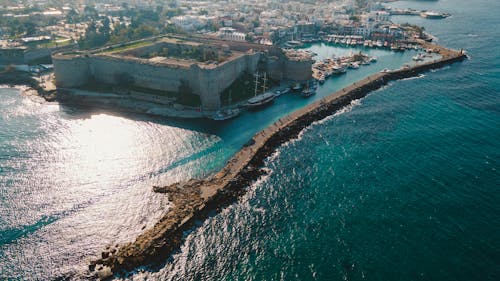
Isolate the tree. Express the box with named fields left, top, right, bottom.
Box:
left=132, top=24, right=156, bottom=39
left=24, top=21, right=37, bottom=36
left=66, top=9, right=79, bottom=24
left=245, top=33, right=254, bottom=42
left=355, top=0, right=368, bottom=10
left=84, top=5, right=98, bottom=20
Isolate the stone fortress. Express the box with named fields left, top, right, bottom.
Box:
left=52, top=35, right=313, bottom=110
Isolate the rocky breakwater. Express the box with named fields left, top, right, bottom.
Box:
left=91, top=45, right=467, bottom=278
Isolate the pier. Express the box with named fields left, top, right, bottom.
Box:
left=91, top=44, right=467, bottom=276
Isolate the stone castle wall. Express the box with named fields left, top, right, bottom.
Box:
left=1, top=45, right=76, bottom=65
left=53, top=55, right=90, bottom=87
left=53, top=51, right=262, bottom=110
left=284, top=59, right=313, bottom=81
left=0, top=49, right=25, bottom=64
left=52, top=40, right=311, bottom=110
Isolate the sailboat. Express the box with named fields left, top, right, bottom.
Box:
left=246, top=72, right=275, bottom=110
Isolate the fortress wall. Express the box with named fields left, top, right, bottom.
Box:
left=266, top=56, right=284, bottom=81
left=52, top=42, right=299, bottom=111
left=284, top=59, right=313, bottom=81
left=84, top=55, right=254, bottom=110
left=195, top=52, right=261, bottom=110
left=53, top=56, right=90, bottom=87
left=0, top=49, right=25, bottom=64
left=87, top=56, right=193, bottom=94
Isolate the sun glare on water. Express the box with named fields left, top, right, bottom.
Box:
left=55, top=114, right=147, bottom=192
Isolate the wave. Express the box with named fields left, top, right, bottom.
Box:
left=401, top=74, right=426, bottom=81
left=269, top=98, right=364, bottom=159
left=430, top=66, right=451, bottom=72
left=299, top=98, right=363, bottom=135
left=0, top=84, right=28, bottom=90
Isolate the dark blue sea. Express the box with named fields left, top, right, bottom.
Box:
left=1, top=0, right=499, bottom=280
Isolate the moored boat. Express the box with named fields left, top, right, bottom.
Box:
left=291, top=83, right=303, bottom=93
left=349, top=62, right=360, bottom=69
left=420, top=11, right=450, bottom=19
left=212, top=108, right=241, bottom=121
left=275, top=87, right=290, bottom=97
left=301, top=88, right=316, bottom=98
left=246, top=92, right=275, bottom=110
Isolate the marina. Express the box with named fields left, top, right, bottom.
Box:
left=311, top=52, right=377, bottom=82
left=323, top=34, right=422, bottom=52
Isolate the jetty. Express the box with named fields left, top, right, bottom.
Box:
left=90, top=43, right=467, bottom=277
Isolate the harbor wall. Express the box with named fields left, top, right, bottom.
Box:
left=92, top=49, right=467, bottom=274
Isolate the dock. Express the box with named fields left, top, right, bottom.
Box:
left=91, top=44, right=467, bottom=276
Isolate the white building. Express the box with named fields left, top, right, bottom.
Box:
left=217, top=27, right=246, bottom=42
left=171, top=15, right=207, bottom=31
left=369, top=11, right=390, bottom=22
left=356, top=26, right=372, bottom=37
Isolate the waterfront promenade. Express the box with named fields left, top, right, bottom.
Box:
left=91, top=44, right=467, bottom=277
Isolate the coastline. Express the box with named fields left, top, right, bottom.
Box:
left=0, top=71, right=57, bottom=101
left=90, top=43, right=467, bottom=277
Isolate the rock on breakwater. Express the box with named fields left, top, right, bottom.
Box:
left=91, top=45, right=467, bottom=277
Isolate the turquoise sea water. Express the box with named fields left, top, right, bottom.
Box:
left=1, top=0, right=499, bottom=280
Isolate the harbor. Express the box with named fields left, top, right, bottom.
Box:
left=91, top=43, right=467, bottom=277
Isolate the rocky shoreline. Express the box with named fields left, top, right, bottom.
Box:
left=0, top=70, right=57, bottom=101
left=90, top=44, right=467, bottom=278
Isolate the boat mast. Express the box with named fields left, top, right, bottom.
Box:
left=262, top=72, right=267, bottom=94
left=254, top=72, right=259, bottom=97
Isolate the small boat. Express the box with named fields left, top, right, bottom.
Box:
left=212, top=108, right=241, bottom=121
left=291, top=83, right=303, bottom=92
left=246, top=92, right=275, bottom=110
left=370, top=56, right=377, bottom=62
left=412, top=53, right=425, bottom=61
left=284, top=40, right=303, bottom=48
left=420, top=11, right=449, bottom=19
left=275, top=87, right=290, bottom=97
left=332, top=65, right=346, bottom=74
left=301, top=88, right=316, bottom=98
left=349, top=62, right=360, bottom=69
